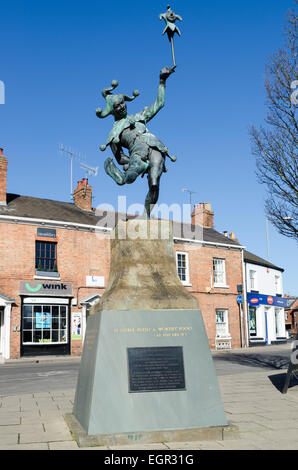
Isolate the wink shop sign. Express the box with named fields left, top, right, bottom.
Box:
left=20, top=281, right=73, bottom=297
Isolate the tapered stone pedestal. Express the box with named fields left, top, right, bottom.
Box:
left=68, top=219, right=235, bottom=446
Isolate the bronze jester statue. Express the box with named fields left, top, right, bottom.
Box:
left=96, top=66, right=176, bottom=218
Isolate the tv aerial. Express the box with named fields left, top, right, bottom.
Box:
left=59, top=144, right=86, bottom=200
left=80, top=162, right=99, bottom=178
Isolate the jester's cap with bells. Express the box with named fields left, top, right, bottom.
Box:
left=96, top=80, right=140, bottom=151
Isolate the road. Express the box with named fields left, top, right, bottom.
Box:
left=212, top=343, right=292, bottom=375
left=0, top=344, right=293, bottom=396
left=0, top=360, right=80, bottom=396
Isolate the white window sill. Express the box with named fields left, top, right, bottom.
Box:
left=214, top=284, right=230, bottom=289
left=216, top=335, right=231, bottom=340
left=181, top=282, right=192, bottom=287
left=34, top=275, right=61, bottom=280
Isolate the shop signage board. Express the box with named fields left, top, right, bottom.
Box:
left=247, top=293, right=288, bottom=308
left=19, top=281, right=73, bottom=297
left=37, top=228, right=57, bottom=238
left=86, top=276, right=105, bottom=287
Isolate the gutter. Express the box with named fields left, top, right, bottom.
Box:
left=0, top=214, right=112, bottom=233
left=0, top=214, right=246, bottom=249
left=174, top=236, right=246, bottom=250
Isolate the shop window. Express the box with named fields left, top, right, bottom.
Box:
left=213, top=258, right=227, bottom=287
left=275, top=307, right=284, bottom=337
left=35, top=241, right=58, bottom=273
left=22, top=304, right=68, bottom=345
left=215, top=309, right=230, bottom=338
left=249, top=306, right=257, bottom=337
left=176, top=252, right=190, bottom=285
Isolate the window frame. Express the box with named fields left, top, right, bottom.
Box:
left=215, top=308, right=230, bottom=338
left=176, top=251, right=191, bottom=286
left=274, top=274, right=282, bottom=295
left=213, top=258, right=227, bottom=288
left=22, top=304, right=69, bottom=346
left=249, top=269, right=257, bottom=291
left=35, top=240, right=58, bottom=273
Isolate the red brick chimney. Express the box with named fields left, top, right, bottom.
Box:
left=191, top=202, right=214, bottom=228
left=73, top=178, right=92, bottom=211
left=0, top=147, right=8, bottom=205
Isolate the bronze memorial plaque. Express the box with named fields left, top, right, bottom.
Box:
left=127, top=346, right=186, bottom=393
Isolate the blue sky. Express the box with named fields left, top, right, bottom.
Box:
left=0, top=0, right=297, bottom=295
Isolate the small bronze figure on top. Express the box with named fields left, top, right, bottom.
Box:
left=159, top=5, right=182, bottom=67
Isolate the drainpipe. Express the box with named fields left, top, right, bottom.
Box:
left=241, top=249, right=249, bottom=348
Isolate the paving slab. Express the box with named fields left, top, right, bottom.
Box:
left=48, top=440, right=80, bottom=450
left=20, top=429, right=73, bottom=444
left=0, top=433, right=19, bottom=445
left=2, top=351, right=298, bottom=451
left=0, top=443, right=49, bottom=450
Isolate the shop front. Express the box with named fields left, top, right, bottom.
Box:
left=247, top=293, right=288, bottom=346
left=19, top=281, right=73, bottom=357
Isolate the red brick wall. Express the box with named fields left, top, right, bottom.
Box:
left=0, top=221, right=110, bottom=358
left=0, top=219, right=244, bottom=358
left=174, top=242, right=244, bottom=349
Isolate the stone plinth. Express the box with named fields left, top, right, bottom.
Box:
left=70, top=219, right=232, bottom=446
left=93, top=219, right=198, bottom=312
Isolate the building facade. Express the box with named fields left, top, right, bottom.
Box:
left=1, top=147, right=285, bottom=359
left=285, top=297, right=298, bottom=337
left=244, top=251, right=287, bottom=346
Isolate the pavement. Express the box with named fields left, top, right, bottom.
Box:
left=1, top=345, right=298, bottom=451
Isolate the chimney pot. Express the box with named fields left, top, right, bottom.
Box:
left=73, top=178, right=92, bottom=211
left=229, top=232, right=239, bottom=243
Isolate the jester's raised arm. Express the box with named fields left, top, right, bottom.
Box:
left=139, top=66, right=175, bottom=124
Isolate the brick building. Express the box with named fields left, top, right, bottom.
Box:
left=285, top=297, right=298, bottom=337
left=0, top=148, right=247, bottom=359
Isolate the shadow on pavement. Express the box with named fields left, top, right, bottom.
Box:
left=268, top=372, right=298, bottom=393
left=214, top=352, right=290, bottom=371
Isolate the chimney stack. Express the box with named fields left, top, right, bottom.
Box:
left=73, top=178, right=92, bottom=211
left=0, top=148, right=8, bottom=206
left=191, top=202, right=214, bottom=228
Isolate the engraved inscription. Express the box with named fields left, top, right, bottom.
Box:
left=113, top=326, right=192, bottom=338
left=127, top=346, right=186, bottom=393
left=85, top=328, right=97, bottom=351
